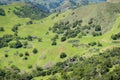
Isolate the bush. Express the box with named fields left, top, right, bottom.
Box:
left=33, top=48, right=38, bottom=54
left=9, top=40, right=22, bottom=48
left=98, top=42, right=102, bottom=47
left=0, top=8, right=5, bottom=16
left=38, top=38, right=42, bottom=42
left=92, top=32, right=102, bottom=37
left=111, top=32, right=120, bottom=40
left=28, top=65, right=32, bottom=69
left=61, top=37, right=66, bottom=42
left=23, top=57, right=28, bottom=60
left=95, top=25, right=101, bottom=31
left=12, top=26, right=18, bottom=32
left=60, top=52, right=67, bottom=59
left=19, top=53, right=23, bottom=57
left=27, top=35, right=32, bottom=41
left=51, top=41, right=57, bottom=45
left=23, top=41, right=28, bottom=48
left=88, top=42, right=96, bottom=46
left=0, top=27, right=4, bottom=31
left=5, top=54, right=8, bottom=58
left=25, top=51, right=29, bottom=56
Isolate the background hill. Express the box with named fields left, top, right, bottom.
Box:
left=0, top=0, right=107, bottom=12
left=107, top=0, right=120, bottom=3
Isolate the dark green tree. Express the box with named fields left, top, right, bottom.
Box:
left=0, top=8, right=5, bottom=16
left=60, top=52, right=67, bottom=59
left=33, top=48, right=38, bottom=54
left=61, top=37, right=66, bottom=42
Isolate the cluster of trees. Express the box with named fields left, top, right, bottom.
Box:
left=0, top=47, right=120, bottom=80
left=0, top=34, right=13, bottom=48
left=51, top=35, right=58, bottom=45
left=9, top=40, right=22, bottom=48
left=0, top=33, right=25, bottom=48
left=0, top=23, right=41, bottom=49
left=111, top=32, right=120, bottom=40
left=50, top=20, right=82, bottom=42
left=46, top=47, right=120, bottom=80
left=11, top=24, right=21, bottom=36
left=0, top=8, right=5, bottom=16
left=88, top=41, right=102, bottom=47
left=13, top=4, right=49, bottom=20
left=50, top=19, right=102, bottom=44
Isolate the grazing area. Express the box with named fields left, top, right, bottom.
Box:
left=0, top=1, right=120, bottom=80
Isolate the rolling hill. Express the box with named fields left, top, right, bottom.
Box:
left=0, top=1, right=120, bottom=80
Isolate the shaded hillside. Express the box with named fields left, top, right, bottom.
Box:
left=61, top=2, right=120, bottom=34
left=13, top=3, right=49, bottom=20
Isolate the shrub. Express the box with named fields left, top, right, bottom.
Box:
left=95, top=25, right=101, bottom=31
left=88, top=42, right=96, bottom=46
left=5, top=54, right=8, bottom=58
left=9, top=40, right=22, bottom=48
left=61, top=37, right=66, bottom=42
left=111, top=32, right=120, bottom=40
left=28, top=65, right=32, bottom=69
left=12, top=26, right=18, bottom=32
left=0, top=8, right=5, bottom=16
left=0, top=27, right=4, bottom=31
left=38, top=38, right=42, bottom=42
left=27, top=35, right=32, bottom=41
left=51, top=41, right=57, bottom=45
left=19, top=53, right=23, bottom=57
left=23, top=41, right=28, bottom=48
left=60, top=52, right=67, bottom=59
left=25, top=51, right=29, bottom=56
left=33, top=48, right=38, bottom=54
left=98, top=42, right=102, bottom=47
left=23, top=57, right=28, bottom=60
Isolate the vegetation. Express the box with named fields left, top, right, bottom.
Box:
left=60, top=52, right=67, bottom=59
left=0, top=47, right=120, bottom=80
left=9, top=40, right=23, bottom=48
left=50, top=19, right=103, bottom=42
left=0, top=27, right=4, bottom=31
left=0, top=8, right=5, bottom=16
left=111, top=32, right=120, bottom=40
left=13, top=4, right=49, bottom=20
left=33, top=48, right=38, bottom=54
left=0, top=1, right=120, bottom=80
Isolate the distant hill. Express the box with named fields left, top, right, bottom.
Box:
left=0, top=0, right=107, bottom=12
left=107, top=0, right=120, bottom=3
left=61, top=2, right=120, bottom=34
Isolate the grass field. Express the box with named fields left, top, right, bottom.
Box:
left=0, top=2, right=120, bottom=79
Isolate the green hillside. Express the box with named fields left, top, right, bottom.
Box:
left=0, top=2, right=120, bottom=80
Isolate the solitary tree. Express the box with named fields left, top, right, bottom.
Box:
left=60, top=52, right=67, bottom=59
left=61, top=37, right=66, bottom=42
left=33, top=48, right=38, bottom=54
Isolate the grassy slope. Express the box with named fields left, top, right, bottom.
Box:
left=33, top=14, right=120, bottom=80
left=0, top=2, right=120, bottom=78
left=0, top=3, right=77, bottom=72
left=33, top=3, right=120, bottom=80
